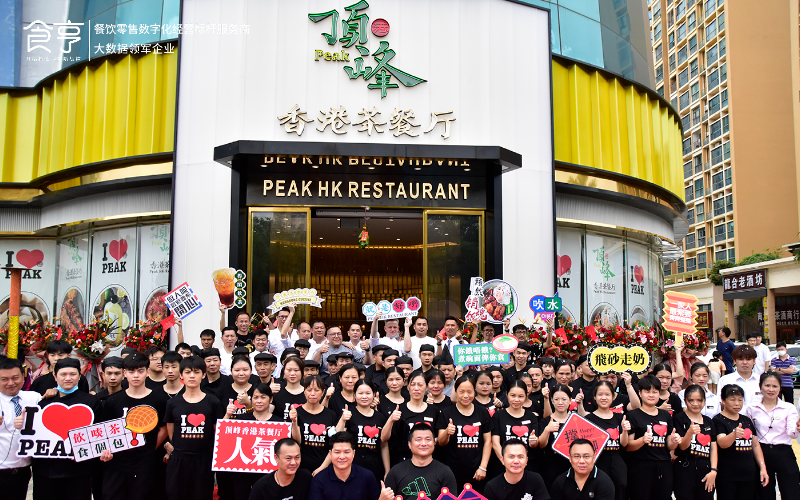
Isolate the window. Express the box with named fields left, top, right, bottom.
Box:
left=678, top=45, right=688, bottom=65
left=664, top=263, right=672, bottom=276
left=687, top=257, right=697, bottom=271
left=654, top=21, right=662, bottom=41
left=657, top=86, right=665, bottom=97
left=710, top=119, right=722, bottom=140
left=683, top=137, right=692, bottom=155
left=687, top=208, right=695, bottom=224
left=711, top=145, right=722, bottom=164
left=682, top=114, right=691, bottom=129
left=696, top=200, right=705, bottom=221
left=716, top=250, right=727, bottom=262
left=723, top=141, right=730, bottom=160
left=684, top=161, right=694, bottom=178
left=719, top=37, right=726, bottom=57
left=678, top=258, right=685, bottom=273
left=713, top=197, right=725, bottom=216
left=688, top=0, right=696, bottom=7
left=694, top=155, right=702, bottom=173
left=670, top=53, right=676, bottom=72
left=695, top=178, right=704, bottom=196
left=707, top=45, right=718, bottom=65
left=677, top=22, right=687, bottom=43
left=672, top=96, right=678, bottom=108
left=689, top=35, right=698, bottom=54
left=720, top=62, right=727, bottom=82
left=677, top=1, right=686, bottom=18
left=685, top=184, right=694, bottom=201
left=722, top=115, right=729, bottom=134
left=686, top=234, right=696, bottom=250
left=726, top=194, right=733, bottom=212
left=721, top=89, right=728, bottom=109
left=709, top=95, right=720, bottom=115
left=698, top=252, right=707, bottom=269
left=724, top=167, right=731, bottom=186
left=679, top=68, right=689, bottom=87
left=728, top=248, right=735, bottom=263
left=706, top=19, right=717, bottom=42
left=727, top=221, right=734, bottom=240
left=697, top=228, right=706, bottom=247
left=669, top=31, right=675, bottom=49
left=655, top=44, right=663, bottom=61
left=690, top=58, right=699, bottom=78
left=656, top=65, right=664, bottom=83
left=705, top=0, right=714, bottom=17
left=708, top=69, right=719, bottom=89
left=654, top=3, right=661, bottom=20
left=688, top=12, right=696, bottom=32
left=718, top=12, right=725, bottom=32
left=714, top=224, right=726, bottom=242
left=680, top=90, right=690, bottom=109
left=691, top=83, right=700, bottom=102
left=712, top=171, right=723, bottom=190
left=692, top=106, right=701, bottom=126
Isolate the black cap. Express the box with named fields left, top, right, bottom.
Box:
left=201, top=348, right=221, bottom=359
left=383, top=349, right=400, bottom=358
left=577, top=354, right=588, bottom=365
left=372, top=344, right=389, bottom=354
left=254, top=353, right=277, bottom=363
left=515, top=343, right=531, bottom=352
left=439, top=346, right=455, bottom=367
left=419, top=344, right=435, bottom=353
left=232, top=346, right=250, bottom=356
left=304, top=360, right=320, bottom=368
left=538, top=357, right=555, bottom=366
left=396, top=356, right=413, bottom=366
left=121, top=347, right=139, bottom=357
left=294, top=339, right=311, bottom=348
left=101, top=356, right=124, bottom=370
left=54, top=357, right=81, bottom=374
left=280, top=348, right=301, bottom=362
left=336, top=352, right=354, bottom=360
left=327, top=354, right=339, bottom=364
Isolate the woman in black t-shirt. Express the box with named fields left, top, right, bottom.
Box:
left=713, top=384, right=769, bottom=500
left=378, top=367, right=408, bottom=414
left=382, top=371, right=439, bottom=465
left=537, top=383, right=574, bottom=491
left=426, top=369, right=453, bottom=410
left=327, top=363, right=359, bottom=418
left=291, top=375, right=338, bottom=475
left=474, top=371, right=498, bottom=416
left=236, top=383, right=283, bottom=422
left=221, top=356, right=257, bottom=418
left=653, top=362, right=684, bottom=416
left=436, top=375, right=493, bottom=493
left=586, top=380, right=630, bottom=500
left=674, top=384, right=717, bottom=500
left=598, top=371, right=641, bottom=413
left=491, top=380, right=539, bottom=475
left=271, top=357, right=306, bottom=421
left=336, top=379, right=390, bottom=482
left=625, top=374, right=680, bottom=500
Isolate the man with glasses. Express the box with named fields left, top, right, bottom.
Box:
left=317, top=326, right=365, bottom=376
left=268, top=305, right=299, bottom=360
left=550, top=439, right=614, bottom=500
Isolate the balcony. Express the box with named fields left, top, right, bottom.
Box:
left=664, top=268, right=710, bottom=286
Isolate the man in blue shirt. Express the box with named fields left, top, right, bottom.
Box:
left=309, top=432, right=393, bottom=500
left=770, top=341, right=796, bottom=403
left=716, top=326, right=735, bottom=373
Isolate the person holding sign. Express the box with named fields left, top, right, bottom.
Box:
left=491, top=380, right=539, bottom=475
left=585, top=381, right=630, bottom=500
left=29, top=358, right=100, bottom=500
left=624, top=374, right=680, bottom=500
left=538, top=384, right=574, bottom=491
left=673, top=384, right=717, bottom=500
left=483, top=439, right=549, bottom=500
left=596, top=371, right=640, bottom=413
left=549, top=439, right=615, bottom=500
left=712, top=384, right=769, bottom=500
left=436, top=375, right=493, bottom=493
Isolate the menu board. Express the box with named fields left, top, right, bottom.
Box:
left=55, top=234, right=90, bottom=333
left=0, top=240, right=57, bottom=327
left=555, top=228, right=582, bottom=325
left=89, top=228, right=137, bottom=347
left=138, top=224, right=171, bottom=323
left=585, top=233, right=624, bottom=329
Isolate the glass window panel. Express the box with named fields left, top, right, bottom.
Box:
left=679, top=68, right=689, bottom=87
left=690, top=58, right=698, bottom=78
left=655, top=44, right=663, bottom=61
left=687, top=257, right=697, bottom=271
left=678, top=258, right=685, bottom=273
left=707, top=45, right=718, bottom=65
left=719, top=37, right=726, bottom=56
left=688, top=12, right=696, bottom=32
left=706, top=19, right=717, bottom=42
left=560, top=0, right=600, bottom=21
left=670, top=53, right=676, bottom=72
left=691, top=83, right=699, bottom=102
left=711, top=145, right=722, bottom=165
left=678, top=45, right=688, bottom=64
left=685, top=185, right=694, bottom=201
left=680, top=91, right=690, bottom=109
left=713, top=198, right=725, bottom=216
left=694, top=178, right=704, bottom=194
left=686, top=234, right=696, bottom=250
left=114, top=0, right=165, bottom=46
left=720, top=62, right=727, bottom=82
left=689, top=35, right=698, bottom=54
left=723, top=141, right=730, bottom=160
left=656, top=65, right=664, bottom=83
left=698, top=252, right=707, bottom=269
left=724, top=168, right=732, bottom=186
left=728, top=248, right=735, bottom=263
left=718, top=12, right=725, bottom=31
left=726, top=194, right=733, bottom=212
left=709, top=95, right=720, bottom=115
left=677, top=23, right=687, bottom=42
left=727, top=221, right=734, bottom=239
left=684, top=161, right=693, bottom=178
left=559, top=8, right=604, bottom=67
left=687, top=208, right=695, bottom=224
left=710, top=120, right=721, bottom=140
left=721, top=89, right=728, bottom=108
left=708, top=69, right=719, bottom=89
left=712, top=172, right=723, bottom=190
left=716, top=250, right=727, bottom=262
left=669, top=31, right=674, bottom=49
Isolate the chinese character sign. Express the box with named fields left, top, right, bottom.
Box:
left=662, top=290, right=699, bottom=335
left=212, top=420, right=292, bottom=473
left=588, top=344, right=651, bottom=375
left=529, top=293, right=562, bottom=322
left=453, top=344, right=509, bottom=366
left=722, top=269, right=766, bottom=295
left=162, top=282, right=203, bottom=320
left=362, top=297, right=421, bottom=321
left=69, top=417, right=146, bottom=462
left=268, top=288, right=325, bottom=312
left=552, top=414, right=609, bottom=461
left=16, top=403, right=94, bottom=459
left=465, top=278, right=518, bottom=325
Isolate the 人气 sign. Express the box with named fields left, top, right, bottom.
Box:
left=212, top=420, right=292, bottom=473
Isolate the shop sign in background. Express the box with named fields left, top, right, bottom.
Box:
left=0, top=240, right=57, bottom=327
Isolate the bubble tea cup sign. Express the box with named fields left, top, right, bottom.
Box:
left=362, top=297, right=421, bottom=321
left=213, top=268, right=246, bottom=309
left=267, top=288, right=325, bottom=312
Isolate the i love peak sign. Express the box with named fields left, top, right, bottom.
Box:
left=16, top=403, right=95, bottom=459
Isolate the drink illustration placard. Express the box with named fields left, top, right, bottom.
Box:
left=213, top=269, right=246, bottom=309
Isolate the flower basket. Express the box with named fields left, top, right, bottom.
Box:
left=125, top=320, right=169, bottom=353
left=65, top=318, right=115, bottom=361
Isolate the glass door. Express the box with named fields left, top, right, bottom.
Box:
left=424, top=210, right=484, bottom=327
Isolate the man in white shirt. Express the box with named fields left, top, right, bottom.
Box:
left=746, top=332, right=771, bottom=376
left=0, top=356, right=41, bottom=500
left=403, top=316, right=439, bottom=370
left=218, top=327, right=238, bottom=376
left=439, top=316, right=466, bottom=360
left=717, top=344, right=761, bottom=415
left=307, top=320, right=328, bottom=360
left=369, top=310, right=405, bottom=353
left=348, top=323, right=366, bottom=354
left=268, top=306, right=299, bottom=359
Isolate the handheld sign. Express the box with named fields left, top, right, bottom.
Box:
left=16, top=403, right=94, bottom=459
left=552, top=413, right=609, bottom=460
left=212, top=420, right=292, bottom=473
left=362, top=297, right=421, bottom=321
left=529, top=293, right=562, bottom=321
left=453, top=344, right=509, bottom=366
left=162, top=282, right=203, bottom=320
left=465, top=277, right=518, bottom=324
left=267, top=288, right=325, bottom=312
left=69, top=416, right=146, bottom=461
left=662, top=290, right=699, bottom=335
left=588, top=343, right=651, bottom=374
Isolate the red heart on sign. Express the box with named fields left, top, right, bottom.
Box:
left=463, top=425, right=479, bottom=437
left=187, top=414, right=205, bottom=427
left=511, top=425, right=529, bottom=437
left=109, top=239, right=128, bottom=262
left=607, top=428, right=620, bottom=440
left=310, top=423, right=327, bottom=436
left=653, top=424, right=667, bottom=436
left=568, top=401, right=578, bottom=412
left=610, top=406, right=624, bottom=414
left=291, top=403, right=303, bottom=409
left=41, top=403, right=93, bottom=441
left=16, top=249, right=44, bottom=269
left=634, top=265, right=644, bottom=284
left=696, top=433, right=711, bottom=447
left=364, top=426, right=380, bottom=438
left=557, top=255, right=572, bottom=277
left=742, top=428, right=752, bottom=440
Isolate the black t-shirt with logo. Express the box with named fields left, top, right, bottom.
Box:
left=346, top=407, right=388, bottom=480
left=200, top=374, right=232, bottom=400
left=483, top=470, right=550, bottom=500
left=217, top=383, right=256, bottom=417
left=235, top=331, right=255, bottom=350
left=492, top=408, right=539, bottom=453
left=101, top=389, right=169, bottom=471
left=528, top=389, right=545, bottom=417
left=395, top=403, right=440, bottom=462
left=610, top=392, right=630, bottom=414
left=585, top=412, right=625, bottom=454
left=656, top=392, right=684, bottom=416
left=164, top=393, right=225, bottom=454
left=250, top=469, right=312, bottom=500
left=569, top=377, right=599, bottom=413
left=626, top=408, right=674, bottom=461
left=674, top=412, right=716, bottom=463
left=435, top=404, right=492, bottom=471
left=712, top=413, right=757, bottom=480
left=384, top=458, right=457, bottom=500
left=236, top=411, right=285, bottom=422
left=34, top=391, right=101, bottom=479
left=328, top=389, right=356, bottom=419
left=475, top=397, right=499, bottom=418
left=295, top=406, right=337, bottom=472
left=271, top=388, right=306, bottom=421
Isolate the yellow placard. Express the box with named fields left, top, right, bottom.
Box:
left=588, top=344, right=651, bottom=374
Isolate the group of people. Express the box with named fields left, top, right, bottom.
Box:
left=2, top=307, right=800, bottom=500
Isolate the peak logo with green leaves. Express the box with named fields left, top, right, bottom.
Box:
left=309, top=1, right=426, bottom=97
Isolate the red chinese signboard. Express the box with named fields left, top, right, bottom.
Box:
left=212, top=420, right=292, bottom=473
left=696, top=311, right=712, bottom=330
left=662, top=290, right=699, bottom=335
left=552, top=413, right=609, bottom=460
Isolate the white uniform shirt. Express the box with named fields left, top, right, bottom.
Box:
left=0, top=390, right=41, bottom=469
left=717, top=371, right=761, bottom=415
left=753, top=343, right=771, bottom=376
left=268, top=328, right=298, bottom=359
